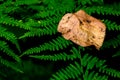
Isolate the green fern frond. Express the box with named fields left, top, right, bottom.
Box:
left=29, top=52, right=75, bottom=61
left=47, top=0, right=75, bottom=13
left=19, top=25, right=57, bottom=39
left=50, top=62, right=81, bottom=80
left=50, top=61, right=108, bottom=80
left=0, top=0, right=119, bottom=79
left=0, top=56, right=23, bottom=73
left=99, top=68, right=120, bottom=78
left=33, top=10, right=57, bottom=19
left=104, top=20, right=120, bottom=31
left=82, top=5, right=120, bottom=16
left=112, top=50, right=120, bottom=57
left=84, top=55, right=99, bottom=70
left=23, top=19, right=40, bottom=28
left=0, top=1, right=19, bottom=14
left=102, top=34, right=120, bottom=49
left=19, top=16, right=61, bottom=39
left=32, top=0, right=75, bottom=18
left=29, top=47, right=84, bottom=61
left=14, top=0, right=40, bottom=6
left=0, top=41, right=21, bottom=62
left=51, top=53, right=120, bottom=80
left=0, top=26, right=21, bottom=52
left=81, top=54, right=107, bottom=69
left=19, top=28, right=42, bottom=39
left=20, top=36, right=72, bottom=57
left=83, top=70, right=108, bottom=80
left=78, top=0, right=103, bottom=6
left=38, top=16, right=60, bottom=27
left=0, top=15, right=32, bottom=30
left=83, top=54, right=120, bottom=79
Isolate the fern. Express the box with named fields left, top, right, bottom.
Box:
left=19, top=24, right=57, bottom=39
left=29, top=47, right=84, bottom=61
left=104, top=20, right=120, bottom=31
left=50, top=62, right=81, bottom=80
left=20, top=36, right=72, bottom=57
left=83, top=71, right=108, bottom=80
left=99, top=68, right=120, bottom=78
left=0, top=0, right=120, bottom=79
left=82, top=4, right=120, bottom=15
left=0, top=26, right=21, bottom=52
left=102, top=34, right=120, bottom=49
left=78, top=0, right=104, bottom=6
left=0, top=1, right=19, bottom=14
left=50, top=52, right=120, bottom=80
left=0, top=40, right=21, bottom=62
left=77, top=1, right=120, bottom=16
left=0, top=56, right=23, bottom=73
left=112, top=50, right=120, bottom=57
left=14, top=0, right=40, bottom=5
left=0, top=15, right=33, bottom=30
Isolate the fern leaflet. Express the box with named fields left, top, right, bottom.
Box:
left=20, top=36, right=72, bottom=57
left=0, top=26, right=21, bottom=52
left=0, top=41, right=21, bottom=62
left=29, top=47, right=84, bottom=61
left=0, top=56, right=23, bottom=73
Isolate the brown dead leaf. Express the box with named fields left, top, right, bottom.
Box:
left=57, top=10, right=106, bottom=50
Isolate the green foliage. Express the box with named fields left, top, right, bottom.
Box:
left=29, top=47, right=83, bottom=61
left=82, top=4, right=120, bottom=15
left=102, top=34, right=120, bottom=49
left=0, top=26, right=21, bottom=52
left=104, top=20, right=120, bottom=31
left=0, top=0, right=120, bottom=80
left=112, top=50, right=120, bottom=57
left=20, top=36, right=72, bottom=57
left=0, top=41, right=20, bottom=62
left=0, top=56, right=23, bottom=73
left=50, top=52, right=120, bottom=80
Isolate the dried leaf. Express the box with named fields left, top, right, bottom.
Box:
left=57, top=10, right=106, bottom=50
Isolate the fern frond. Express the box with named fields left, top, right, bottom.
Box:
left=38, top=16, right=60, bottom=27
left=20, top=36, right=72, bottom=57
left=50, top=62, right=81, bottom=80
left=112, top=50, right=120, bottom=57
left=0, top=56, right=23, bottom=73
left=81, top=54, right=107, bottom=69
left=99, top=68, right=120, bottom=78
left=14, top=0, right=40, bottom=6
left=19, top=24, right=57, bottom=39
left=0, top=41, right=21, bottom=62
left=102, top=34, right=120, bottom=49
left=48, top=0, right=75, bottom=13
left=29, top=52, right=74, bottom=61
left=83, top=54, right=120, bottom=79
left=78, top=0, right=103, bottom=6
left=19, top=15, right=62, bottom=39
left=0, top=15, right=32, bottom=30
left=32, top=0, right=75, bottom=19
left=83, top=70, right=108, bottom=80
left=50, top=61, right=108, bottom=80
left=104, top=19, right=120, bottom=31
left=0, top=26, right=21, bottom=52
left=29, top=47, right=84, bottom=61
left=50, top=53, right=120, bottom=80
left=0, top=1, right=19, bottom=14
left=82, top=5, right=120, bottom=16
left=33, top=10, right=57, bottom=19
